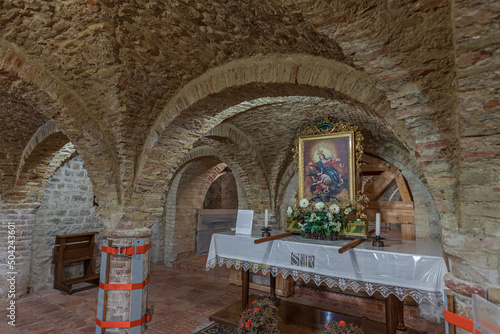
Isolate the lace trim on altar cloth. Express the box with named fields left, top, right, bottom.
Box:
left=206, top=256, right=443, bottom=304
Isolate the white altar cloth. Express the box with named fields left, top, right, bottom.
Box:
left=206, top=231, right=448, bottom=303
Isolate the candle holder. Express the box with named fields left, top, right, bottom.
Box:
left=372, top=235, right=384, bottom=247
left=261, top=227, right=271, bottom=237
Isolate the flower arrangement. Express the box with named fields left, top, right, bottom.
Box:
left=319, top=320, right=364, bottom=334
left=288, top=193, right=368, bottom=240
left=238, top=298, right=280, bottom=334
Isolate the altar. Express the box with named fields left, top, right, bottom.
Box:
left=206, top=230, right=448, bottom=333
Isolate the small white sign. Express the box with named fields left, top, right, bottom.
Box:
left=235, top=210, right=254, bottom=235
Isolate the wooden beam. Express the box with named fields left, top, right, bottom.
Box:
left=367, top=201, right=414, bottom=209
left=364, top=169, right=399, bottom=201
left=395, top=173, right=412, bottom=202
left=361, top=153, right=385, bottom=164
left=360, top=163, right=392, bottom=172
left=365, top=210, right=415, bottom=225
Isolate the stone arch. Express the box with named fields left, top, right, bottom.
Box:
left=275, top=145, right=441, bottom=240
left=132, top=55, right=404, bottom=226
left=165, top=158, right=227, bottom=262
left=13, top=120, right=60, bottom=193
left=133, top=54, right=457, bottom=239
left=136, top=53, right=392, bottom=184
left=30, top=155, right=104, bottom=293
left=0, top=39, right=120, bottom=211
left=152, top=147, right=248, bottom=266
left=205, top=122, right=272, bottom=205
left=0, top=131, right=76, bottom=300
left=178, top=145, right=250, bottom=210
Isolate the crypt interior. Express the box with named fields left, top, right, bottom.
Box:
left=0, top=0, right=499, bottom=333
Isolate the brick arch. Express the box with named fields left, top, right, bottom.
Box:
left=12, top=120, right=60, bottom=193
left=133, top=54, right=458, bottom=235
left=206, top=123, right=272, bottom=205
left=198, top=137, right=270, bottom=213
left=178, top=146, right=248, bottom=209
left=136, top=53, right=391, bottom=183
left=0, top=39, right=121, bottom=211
left=275, top=145, right=441, bottom=240
left=165, top=158, right=227, bottom=262
left=132, top=55, right=404, bottom=226
left=0, top=131, right=77, bottom=300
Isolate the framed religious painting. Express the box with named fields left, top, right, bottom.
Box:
left=294, top=117, right=364, bottom=203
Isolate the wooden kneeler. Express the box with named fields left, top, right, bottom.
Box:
left=53, top=232, right=100, bottom=294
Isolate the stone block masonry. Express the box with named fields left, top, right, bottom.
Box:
left=30, top=155, right=104, bottom=292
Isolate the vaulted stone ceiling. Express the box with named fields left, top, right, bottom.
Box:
left=0, top=0, right=457, bottom=221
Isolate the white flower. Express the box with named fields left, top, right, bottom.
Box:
left=287, top=206, right=293, bottom=216
left=327, top=212, right=333, bottom=220
left=310, top=212, right=316, bottom=219
left=344, top=207, right=351, bottom=215
left=315, top=202, right=325, bottom=210
left=329, top=204, right=340, bottom=213
left=300, top=199, right=309, bottom=208
left=332, top=222, right=341, bottom=232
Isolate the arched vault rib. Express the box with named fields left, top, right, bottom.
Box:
left=205, top=123, right=273, bottom=205
left=135, top=53, right=393, bottom=185
left=170, top=147, right=248, bottom=212
left=0, top=39, right=121, bottom=211
left=13, top=120, right=60, bottom=193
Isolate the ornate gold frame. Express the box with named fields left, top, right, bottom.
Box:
left=293, top=117, right=364, bottom=202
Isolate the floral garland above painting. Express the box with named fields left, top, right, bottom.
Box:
left=287, top=116, right=368, bottom=239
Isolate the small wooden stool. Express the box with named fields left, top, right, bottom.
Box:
left=53, top=232, right=100, bottom=294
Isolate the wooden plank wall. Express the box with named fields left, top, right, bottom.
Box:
left=361, top=154, right=416, bottom=240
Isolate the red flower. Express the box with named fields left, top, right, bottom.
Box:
left=248, top=319, right=252, bottom=323
left=252, top=301, right=256, bottom=304
left=241, top=315, right=244, bottom=318
left=254, top=308, right=260, bottom=312
left=245, top=322, right=250, bottom=328
left=339, top=320, right=346, bottom=327
left=241, top=323, right=244, bottom=327
left=247, top=308, right=251, bottom=312
left=325, top=323, right=328, bottom=328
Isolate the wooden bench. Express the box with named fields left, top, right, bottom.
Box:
left=53, top=232, right=100, bottom=294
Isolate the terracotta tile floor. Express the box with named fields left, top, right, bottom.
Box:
left=0, top=266, right=246, bottom=334
left=1, top=261, right=444, bottom=334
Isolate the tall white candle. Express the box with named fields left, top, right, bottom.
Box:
left=265, top=209, right=269, bottom=228
left=375, top=213, right=381, bottom=236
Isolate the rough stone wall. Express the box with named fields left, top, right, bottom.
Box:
left=30, top=155, right=103, bottom=292
left=1, top=0, right=499, bottom=326
left=159, top=165, right=185, bottom=266
left=445, top=0, right=500, bottom=325
left=0, top=131, right=74, bottom=300
left=0, top=202, right=37, bottom=300
left=203, top=171, right=239, bottom=209
left=0, top=87, right=46, bottom=195
left=172, top=160, right=226, bottom=261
